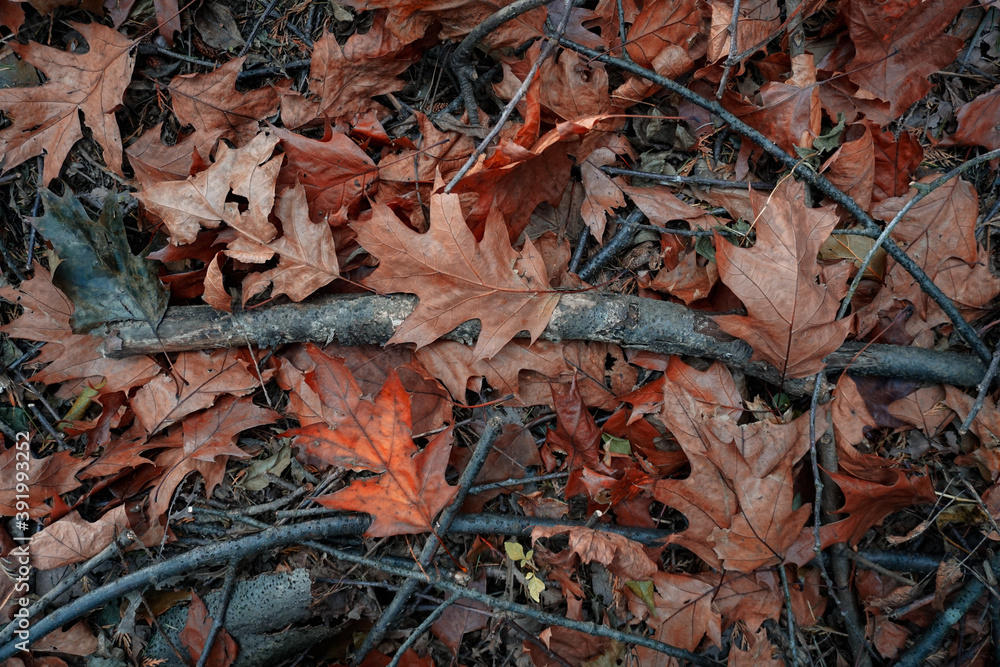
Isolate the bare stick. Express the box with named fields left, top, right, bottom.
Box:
left=97, top=292, right=990, bottom=391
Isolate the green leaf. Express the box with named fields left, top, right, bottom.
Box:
left=813, top=112, right=847, bottom=152
left=32, top=188, right=168, bottom=333
left=602, top=433, right=632, bottom=456
left=626, top=580, right=657, bottom=618
left=239, top=444, right=292, bottom=491
left=694, top=234, right=715, bottom=262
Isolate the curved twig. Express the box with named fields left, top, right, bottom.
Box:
left=555, top=36, right=993, bottom=365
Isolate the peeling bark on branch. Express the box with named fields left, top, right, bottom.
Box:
left=98, top=292, right=987, bottom=390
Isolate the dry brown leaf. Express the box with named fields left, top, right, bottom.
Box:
left=355, top=180, right=560, bottom=362
left=0, top=22, right=134, bottom=184
left=134, top=131, right=280, bottom=248
left=714, top=178, right=851, bottom=379
left=241, top=182, right=340, bottom=303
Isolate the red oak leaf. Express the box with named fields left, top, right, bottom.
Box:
left=355, top=181, right=559, bottom=362
left=713, top=178, right=851, bottom=379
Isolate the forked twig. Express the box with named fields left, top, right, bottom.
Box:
left=555, top=36, right=993, bottom=365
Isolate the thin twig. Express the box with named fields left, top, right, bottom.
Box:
left=322, top=544, right=716, bottom=666
left=239, top=0, right=283, bottom=57
left=386, top=592, right=459, bottom=667
left=776, top=563, right=798, bottom=663
left=445, top=0, right=574, bottom=192
left=601, top=165, right=773, bottom=190
left=236, top=59, right=311, bottom=81
left=577, top=208, right=645, bottom=281
left=959, top=7, right=996, bottom=73
left=959, top=346, right=1000, bottom=434
left=450, top=0, right=558, bottom=127
left=24, top=156, right=42, bottom=270
left=896, top=551, right=1000, bottom=667
left=352, top=416, right=504, bottom=663
left=842, top=549, right=916, bottom=586
left=195, top=557, right=240, bottom=667
left=555, top=36, right=994, bottom=365
left=468, top=471, right=568, bottom=494
left=0, top=529, right=134, bottom=645
left=715, top=0, right=741, bottom=98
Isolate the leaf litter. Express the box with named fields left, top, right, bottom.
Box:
left=0, top=0, right=999, bottom=665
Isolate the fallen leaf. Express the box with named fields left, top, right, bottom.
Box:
left=32, top=188, right=168, bottom=333
left=339, top=0, right=548, bottom=47
left=135, top=131, right=281, bottom=248
left=0, top=264, right=161, bottom=396
left=178, top=592, right=238, bottom=667
left=0, top=22, right=135, bottom=184
left=159, top=56, right=279, bottom=173
left=181, top=394, right=279, bottom=459
left=355, top=181, right=559, bottom=362
left=0, top=448, right=87, bottom=519
left=841, top=0, right=965, bottom=120
left=241, top=182, right=341, bottom=303
left=713, top=178, right=852, bottom=379
left=707, top=0, right=782, bottom=61
left=272, top=123, right=377, bottom=226
left=869, top=122, right=923, bottom=201
left=613, top=0, right=707, bottom=103
left=626, top=572, right=722, bottom=661
left=939, top=86, right=1000, bottom=151
left=821, top=121, right=874, bottom=212
left=431, top=577, right=490, bottom=655
left=531, top=525, right=658, bottom=580
left=29, top=621, right=97, bottom=657
left=286, top=344, right=458, bottom=536
left=130, top=349, right=259, bottom=434
left=279, top=16, right=419, bottom=128
left=29, top=507, right=131, bottom=570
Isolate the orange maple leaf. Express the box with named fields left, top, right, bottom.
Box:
left=713, top=178, right=852, bottom=379
left=0, top=22, right=135, bottom=184
left=355, top=179, right=560, bottom=362
left=287, top=344, right=457, bottom=536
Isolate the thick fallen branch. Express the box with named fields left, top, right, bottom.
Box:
left=100, top=292, right=987, bottom=389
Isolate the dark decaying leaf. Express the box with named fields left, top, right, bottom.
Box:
left=32, top=188, right=168, bottom=333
